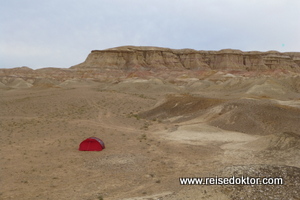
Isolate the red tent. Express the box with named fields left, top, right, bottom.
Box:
left=79, top=137, right=105, bottom=151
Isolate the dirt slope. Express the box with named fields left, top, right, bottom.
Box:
left=1, top=74, right=300, bottom=199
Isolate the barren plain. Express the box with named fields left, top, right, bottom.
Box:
left=1, top=46, right=300, bottom=199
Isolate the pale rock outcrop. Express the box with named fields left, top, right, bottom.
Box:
left=71, top=46, right=300, bottom=72
left=1, top=46, right=300, bottom=88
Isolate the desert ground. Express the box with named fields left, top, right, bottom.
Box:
left=1, top=73, right=300, bottom=199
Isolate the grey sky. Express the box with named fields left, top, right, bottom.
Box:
left=1, top=0, right=299, bottom=69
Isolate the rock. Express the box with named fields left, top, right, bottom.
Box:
left=1, top=46, right=300, bottom=85
left=71, top=46, right=300, bottom=72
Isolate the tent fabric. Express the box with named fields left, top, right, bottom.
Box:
left=79, top=137, right=105, bottom=151
left=88, top=137, right=105, bottom=149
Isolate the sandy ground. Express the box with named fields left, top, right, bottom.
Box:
left=1, top=77, right=300, bottom=199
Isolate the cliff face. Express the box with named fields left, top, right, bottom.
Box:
left=71, top=46, right=300, bottom=72
left=1, top=46, right=300, bottom=88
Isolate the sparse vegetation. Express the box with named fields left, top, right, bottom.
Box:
left=138, top=133, right=147, bottom=142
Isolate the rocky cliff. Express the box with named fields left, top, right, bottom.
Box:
left=71, top=46, right=300, bottom=72
left=1, top=46, right=300, bottom=88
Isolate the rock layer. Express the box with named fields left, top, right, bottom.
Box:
left=71, top=46, right=300, bottom=72
left=1, top=46, right=300, bottom=88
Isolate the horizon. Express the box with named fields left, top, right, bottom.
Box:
left=1, top=45, right=299, bottom=70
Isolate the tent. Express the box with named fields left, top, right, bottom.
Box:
left=79, top=137, right=105, bottom=151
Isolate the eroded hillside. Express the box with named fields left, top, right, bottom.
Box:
left=1, top=46, right=300, bottom=200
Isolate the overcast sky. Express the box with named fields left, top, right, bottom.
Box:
left=1, top=0, right=299, bottom=69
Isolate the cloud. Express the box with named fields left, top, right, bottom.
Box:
left=1, top=0, right=299, bottom=69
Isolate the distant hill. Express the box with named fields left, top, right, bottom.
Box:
left=71, top=46, right=300, bottom=72
left=1, top=46, right=300, bottom=88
